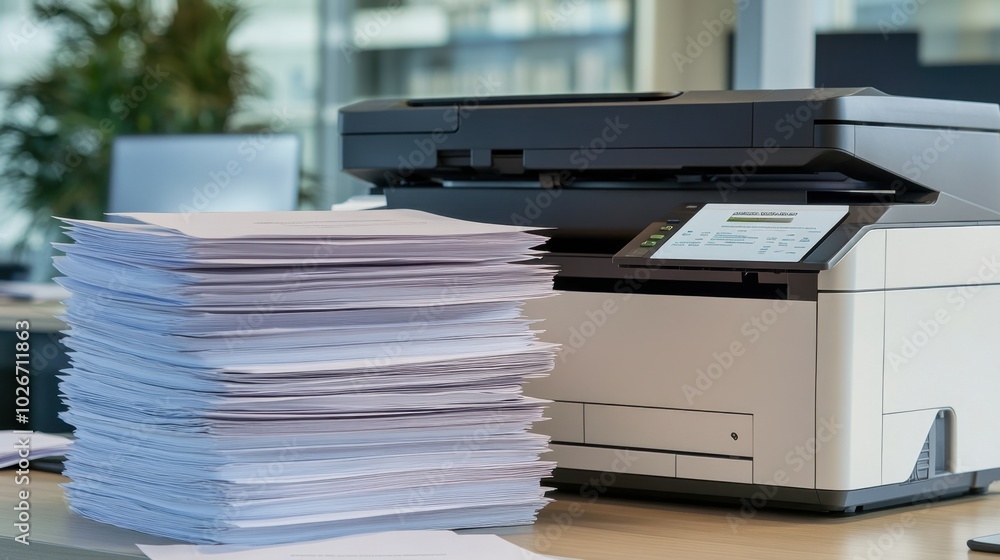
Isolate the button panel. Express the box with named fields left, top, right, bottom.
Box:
left=611, top=203, right=704, bottom=267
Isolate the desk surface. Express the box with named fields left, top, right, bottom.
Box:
left=3, top=472, right=1000, bottom=559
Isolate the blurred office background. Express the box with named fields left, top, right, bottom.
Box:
left=3, top=0, right=1000, bottom=280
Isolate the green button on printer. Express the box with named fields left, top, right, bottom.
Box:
left=649, top=234, right=665, bottom=239
left=660, top=225, right=674, bottom=231
left=640, top=240, right=658, bottom=247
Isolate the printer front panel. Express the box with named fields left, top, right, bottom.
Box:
left=814, top=290, right=886, bottom=491
left=524, top=291, right=818, bottom=489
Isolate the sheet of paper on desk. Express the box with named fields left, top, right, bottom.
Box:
left=137, top=530, right=576, bottom=560
left=0, top=431, right=72, bottom=467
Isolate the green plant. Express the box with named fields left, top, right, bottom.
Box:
left=0, top=0, right=260, bottom=246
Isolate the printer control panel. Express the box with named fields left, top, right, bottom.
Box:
left=617, top=203, right=703, bottom=258
left=614, top=203, right=850, bottom=270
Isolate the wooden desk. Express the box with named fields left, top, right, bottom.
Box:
left=2, top=471, right=1000, bottom=559
left=506, top=485, right=1000, bottom=559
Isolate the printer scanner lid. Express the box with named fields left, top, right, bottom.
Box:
left=340, top=88, right=1000, bottom=249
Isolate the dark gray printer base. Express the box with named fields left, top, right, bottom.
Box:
left=546, top=467, right=1000, bottom=513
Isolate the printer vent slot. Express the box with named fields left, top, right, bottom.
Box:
left=437, top=150, right=471, bottom=167
left=491, top=151, right=525, bottom=174
left=905, top=411, right=951, bottom=483
left=807, top=190, right=897, bottom=204
left=806, top=186, right=937, bottom=205
left=554, top=276, right=795, bottom=300
left=906, top=439, right=932, bottom=482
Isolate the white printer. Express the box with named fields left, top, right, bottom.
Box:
left=339, top=88, right=1000, bottom=511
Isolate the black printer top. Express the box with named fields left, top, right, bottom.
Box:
left=339, top=88, right=1000, bottom=239
left=340, top=87, right=1000, bottom=140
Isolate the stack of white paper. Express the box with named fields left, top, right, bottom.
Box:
left=52, top=209, right=558, bottom=545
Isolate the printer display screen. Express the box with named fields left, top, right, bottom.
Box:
left=651, top=204, right=849, bottom=263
